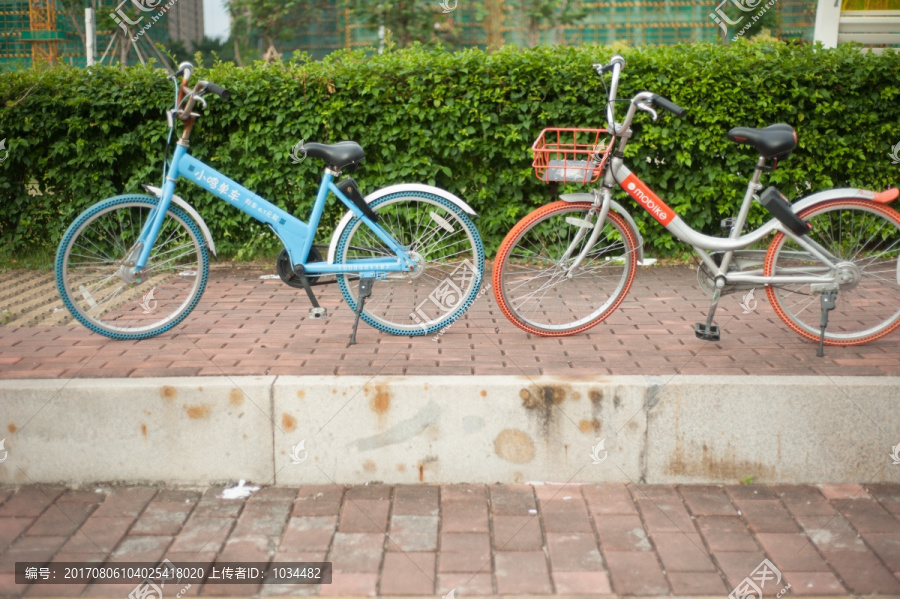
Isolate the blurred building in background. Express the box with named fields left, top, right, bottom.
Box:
left=6, top=0, right=898, bottom=70
left=276, top=0, right=818, bottom=61
left=0, top=0, right=203, bottom=69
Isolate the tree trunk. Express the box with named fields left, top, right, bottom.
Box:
left=555, top=0, right=569, bottom=45
left=263, top=33, right=281, bottom=62
left=66, top=8, right=86, bottom=48
left=484, top=0, right=503, bottom=51
left=118, top=29, right=130, bottom=68
left=233, top=36, right=243, bottom=66
left=227, top=2, right=245, bottom=67
left=527, top=16, right=539, bottom=47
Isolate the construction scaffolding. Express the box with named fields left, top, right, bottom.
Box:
left=22, top=0, right=62, bottom=65
left=1, top=0, right=203, bottom=70
left=0, top=0, right=93, bottom=69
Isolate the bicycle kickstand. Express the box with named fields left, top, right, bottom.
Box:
left=816, top=289, right=838, bottom=358
left=694, top=281, right=722, bottom=342
left=348, top=277, right=375, bottom=346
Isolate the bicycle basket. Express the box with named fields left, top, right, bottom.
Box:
left=532, top=128, right=610, bottom=185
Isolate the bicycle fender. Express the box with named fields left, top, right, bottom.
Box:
left=790, top=188, right=884, bottom=214
left=560, top=193, right=645, bottom=264
left=326, top=183, right=478, bottom=264
left=142, top=184, right=217, bottom=258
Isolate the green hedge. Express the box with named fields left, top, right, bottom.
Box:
left=1, top=42, right=899, bottom=262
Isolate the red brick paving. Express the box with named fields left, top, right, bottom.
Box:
left=3, top=265, right=900, bottom=380
left=0, top=483, right=898, bottom=596
left=3, top=265, right=900, bottom=596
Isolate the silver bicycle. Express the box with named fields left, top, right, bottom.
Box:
left=493, top=54, right=900, bottom=356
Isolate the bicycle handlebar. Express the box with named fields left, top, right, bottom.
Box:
left=203, top=82, right=231, bottom=100
left=650, top=94, right=686, bottom=118
left=594, top=54, right=686, bottom=132
left=171, top=63, right=232, bottom=124
left=594, top=54, right=625, bottom=133
left=595, top=54, right=625, bottom=75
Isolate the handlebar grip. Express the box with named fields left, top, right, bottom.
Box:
left=651, top=94, right=687, bottom=118
left=205, top=82, right=231, bottom=100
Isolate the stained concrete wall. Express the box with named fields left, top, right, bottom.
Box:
left=1, top=376, right=897, bottom=485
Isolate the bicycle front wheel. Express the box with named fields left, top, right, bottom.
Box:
left=55, top=195, right=209, bottom=340
left=493, top=201, right=638, bottom=336
left=335, top=191, right=485, bottom=335
left=764, top=199, right=900, bottom=345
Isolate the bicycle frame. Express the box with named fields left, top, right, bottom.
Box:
left=607, top=157, right=841, bottom=286
left=134, top=143, right=416, bottom=276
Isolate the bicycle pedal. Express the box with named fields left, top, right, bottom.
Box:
left=308, top=307, right=327, bottom=319
left=694, top=323, right=720, bottom=341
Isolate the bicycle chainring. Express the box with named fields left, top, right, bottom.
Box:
left=697, top=254, right=737, bottom=297
left=276, top=247, right=323, bottom=288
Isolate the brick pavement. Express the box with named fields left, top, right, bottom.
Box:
left=0, top=483, right=899, bottom=597
left=2, top=265, right=900, bottom=380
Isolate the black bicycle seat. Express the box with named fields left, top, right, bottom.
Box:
left=304, top=141, right=365, bottom=170
left=727, top=124, right=797, bottom=159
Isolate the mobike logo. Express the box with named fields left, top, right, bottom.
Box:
left=623, top=174, right=675, bottom=226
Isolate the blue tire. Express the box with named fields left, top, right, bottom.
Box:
left=55, top=195, right=210, bottom=340
left=335, top=191, right=485, bottom=336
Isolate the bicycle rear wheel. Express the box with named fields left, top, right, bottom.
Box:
left=493, top=201, right=638, bottom=336
left=55, top=195, right=209, bottom=340
left=335, top=191, right=485, bottom=335
left=764, top=199, right=900, bottom=345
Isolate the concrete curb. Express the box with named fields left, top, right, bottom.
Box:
left=1, top=376, right=898, bottom=485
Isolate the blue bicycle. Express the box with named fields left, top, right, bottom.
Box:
left=55, top=62, right=485, bottom=343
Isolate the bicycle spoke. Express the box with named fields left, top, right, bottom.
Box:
left=767, top=200, right=900, bottom=344
left=58, top=199, right=208, bottom=339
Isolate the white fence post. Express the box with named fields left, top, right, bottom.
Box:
left=813, top=0, right=841, bottom=48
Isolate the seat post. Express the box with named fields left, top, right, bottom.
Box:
left=715, top=155, right=767, bottom=280
left=731, top=156, right=768, bottom=238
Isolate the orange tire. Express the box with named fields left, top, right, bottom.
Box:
left=764, top=199, right=900, bottom=346
left=492, top=201, right=638, bottom=336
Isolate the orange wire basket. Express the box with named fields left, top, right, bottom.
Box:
left=532, top=128, right=611, bottom=185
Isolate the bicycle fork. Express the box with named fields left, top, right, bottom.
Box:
left=563, top=188, right=611, bottom=277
